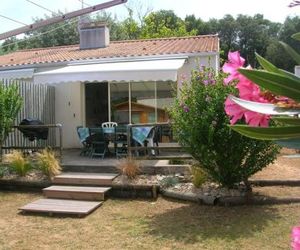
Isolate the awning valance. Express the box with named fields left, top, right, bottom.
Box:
left=33, top=58, right=186, bottom=84
left=0, top=68, right=34, bottom=80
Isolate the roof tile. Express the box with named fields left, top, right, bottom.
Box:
left=0, top=35, right=219, bottom=67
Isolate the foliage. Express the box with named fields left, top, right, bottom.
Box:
left=169, top=66, right=279, bottom=188
left=117, top=157, right=140, bottom=179
left=0, top=83, right=22, bottom=154
left=190, top=164, right=207, bottom=188
left=35, top=149, right=61, bottom=178
left=3, top=150, right=31, bottom=176
left=266, top=16, right=300, bottom=72
left=159, top=176, right=179, bottom=188
left=140, top=10, right=195, bottom=38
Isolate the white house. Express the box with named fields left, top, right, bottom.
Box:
left=0, top=24, right=219, bottom=148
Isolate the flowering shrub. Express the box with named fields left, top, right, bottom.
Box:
left=169, top=66, right=279, bottom=188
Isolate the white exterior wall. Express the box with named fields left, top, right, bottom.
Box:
left=178, top=54, right=219, bottom=83
left=55, top=82, right=85, bottom=148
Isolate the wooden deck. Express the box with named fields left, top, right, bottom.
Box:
left=52, top=172, right=118, bottom=185
left=43, top=185, right=111, bottom=201
left=19, top=198, right=102, bottom=216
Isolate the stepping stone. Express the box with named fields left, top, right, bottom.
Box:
left=52, top=172, right=118, bottom=186
left=19, top=198, right=102, bottom=216
left=43, top=185, right=111, bottom=201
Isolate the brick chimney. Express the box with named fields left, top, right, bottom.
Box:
left=79, top=21, right=110, bottom=49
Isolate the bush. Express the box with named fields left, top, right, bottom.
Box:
left=159, top=176, right=179, bottom=188
left=0, top=84, right=22, bottom=161
left=3, top=150, right=31, bottom=176
left=117, top=157, right=140, bottom=179
left=169, top=66, right=279, bottom=188
left=35, top=149, right=61, bottom=178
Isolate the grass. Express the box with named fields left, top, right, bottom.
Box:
left=0, top=191, right=298, bottom=250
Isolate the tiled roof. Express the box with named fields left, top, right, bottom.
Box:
left=0, top=35, right=219, bottom=67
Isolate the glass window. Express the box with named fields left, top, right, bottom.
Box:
left=110, top=82, right=129, bottom=125
left=131, top=82, right=155, bottom=124
left=156, top=81, right=176, bottom=122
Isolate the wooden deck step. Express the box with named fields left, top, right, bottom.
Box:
left=43, top=185, right=111, bottom=201
left=52, top=172, right=118, bottom=186
left=19, top=198, right=102, bottom=216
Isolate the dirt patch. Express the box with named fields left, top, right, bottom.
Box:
left=251, top=148, right=300, bottom=181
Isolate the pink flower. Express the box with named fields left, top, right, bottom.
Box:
left=224, top=97, right=245, bottom=125
left=244, top=110, right=270, bottom=127
left=292, top=226, right=300, bottom=250
left=223, top=51, right=271, bottom=127
left=222, top=51, right=245, bottom=85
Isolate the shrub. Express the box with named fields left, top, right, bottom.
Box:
left=3, top=150, right=31, bottom=176
left=35, top=149, right=61, bottom=178
left=117, top=157, right=140, bottom=179
left=159, top=176, right=179, bottom=188
left=190, top=164, right=207, bottom=188
left=0, top=84, right=22, bottom=161
left=169, top=66, right=279, bottom=188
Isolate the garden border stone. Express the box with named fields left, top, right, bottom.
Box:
left=0, top=179, right=159, bottom=199
left=3, top=178, right=300, bottom=205
left=161, top=188, right=300, bottom=206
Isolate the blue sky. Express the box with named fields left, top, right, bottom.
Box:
left=0, top=0, right=299, bottom=36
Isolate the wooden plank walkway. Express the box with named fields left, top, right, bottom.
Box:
left=43, top=185, right=111, bottom=201
left=19, top=199, right=102, bottom=216
left=52, top=172, right=118, bottom=185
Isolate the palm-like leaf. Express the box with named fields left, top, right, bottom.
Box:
left=230, top=125, right=300, bottom=140
left=229, top=95, right=300, bottom=115
left=279, top=41, right=300, bottom=64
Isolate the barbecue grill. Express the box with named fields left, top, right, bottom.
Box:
left=18, top=119, right=48, bottom=141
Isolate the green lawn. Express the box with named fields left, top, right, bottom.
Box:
left=0, top=191, right=298, bottom=250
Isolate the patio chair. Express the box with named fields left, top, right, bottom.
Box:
left=114, top=125, right=128, bottom=158
left=89, top=127, right=107, bottom=159
left=101, top=122, right=118, bottom=128
left=144, top=126, right=160, bottom=156
left=76, top=126, right=91, bottom=156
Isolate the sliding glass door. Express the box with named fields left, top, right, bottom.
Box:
left=109, top=81, right=176, bottom=124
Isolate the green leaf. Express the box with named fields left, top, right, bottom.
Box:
left=255, top=53, right=300, bottom=81
left=255, top=53, right=281, bottom=73
left=238, top=68, right=300, bottom=102
left=230, top=125, right=300, bottom=140
left=229, top=95, right=300, bottom=115
left=279, top=41, right=300, bottom=64
left=292, top=32, right=300, bottom=42
left=273, top=117, right=300, bottom=125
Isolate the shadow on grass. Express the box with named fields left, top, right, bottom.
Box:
left=147, top=199, right=280, bottom=244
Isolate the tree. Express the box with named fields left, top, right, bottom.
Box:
left=185, top=15, right=211, bottom=35
left=266, top=16, right=300, bottom=72
left=235, top=14, right=278, bottom=67
left=140, top=10, right=195, bottom=38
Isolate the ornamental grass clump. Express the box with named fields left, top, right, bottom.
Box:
left=3, top=150, right=31, bottom=176
left=169, top=66, right=279, bottom=188
left=35, top=149, right=61, bottom=178
left=117, top=157, right=140, bottom=179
